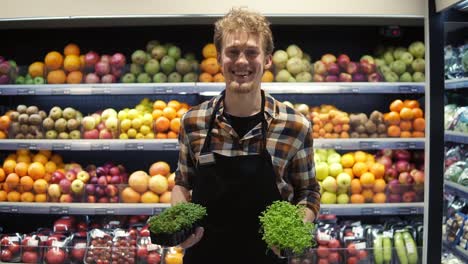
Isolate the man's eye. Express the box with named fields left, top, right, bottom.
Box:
left=245, top=50, right=259, bottom=57
left=227, top=50, right=239, bottom=56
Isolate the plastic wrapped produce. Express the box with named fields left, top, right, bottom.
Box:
left=445, top=104, right=458, bottom=130
left=445, top=161, right=466, bottom=183
left=445, top=45, right=464, bottom=79
left=457, top=168, right=468, bottom=186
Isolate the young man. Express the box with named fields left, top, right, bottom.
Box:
left=172, top=8, right=321, bottom=263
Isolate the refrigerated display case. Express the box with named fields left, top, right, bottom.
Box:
left=0, top=0, right=437, bottom=263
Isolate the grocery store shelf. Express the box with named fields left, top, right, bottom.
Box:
left=0, top=138, right=424, bottom=151
left=0, top=202, right=423, bottom=216
left=0, top=202, right=170, bottom=215
left=320, top=203, right=424, bottom=215
left=445, top=181, right=468, bottom=198
left=314, top=138, right=425, bottom=149
left=0, top=139, right=180, bottom=151
left=443, top=241, right=468, bottom=262
left=0, top=82, right=425, bottom=96
left=445, top=78, right=468, bottom=89
left=445, top=131, right=468, bottom=144
left=198, top=82, right=425, bottom=95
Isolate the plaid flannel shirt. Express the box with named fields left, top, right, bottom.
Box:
left=175, top=91, right=321, bottom=218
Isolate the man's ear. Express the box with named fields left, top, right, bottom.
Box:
left=264, top=54, right=273, bottom=70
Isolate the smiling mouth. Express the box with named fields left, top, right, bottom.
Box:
left=232, top=71, right=253, bottom=78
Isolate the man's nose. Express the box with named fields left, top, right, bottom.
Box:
left=235, top=52, right=248, bottom=64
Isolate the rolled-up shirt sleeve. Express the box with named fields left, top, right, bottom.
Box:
left=175, top=119, right=196, bottom=190
left=288, top=125, right=321, bottom=219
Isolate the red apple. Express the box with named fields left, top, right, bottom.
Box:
left=388, top=193, right=402, bottom=203
left=101, top=74, right=116, bottom=83
left=111, top=53, right=126, bottom=68
left=337, top=54, right=350, bottom=69
left=347, top=257, right=358, bottom=264
left=71, top=244, right=86, bottom=261
left=95, top=61, right=110, bottom=76
left=22, top=251, right=39, bottom=263
left=328, top=239, right=340, bottom=250
left=317, top=245, right=329, bottom=258
left=368, top=73, right=383, bottom=82
left=346, top=62, right=360, bottom=74
left=313, top=74, right=325, bottom=82
left=59, top=178, right=72, bottom=193
left=87, top=195, right=96, bottom=203
left=8, top=242, right=20, bottom=254
left=85, top=51, right=100, bottom=68
left=45, top=248, right=66, bottom=264
left=326, top=62, right=340, bottom=75
left=352, top=73, right=366, bottom=82
left=402, top=191, right=416, bottom=202
left=98, top=197, right=109, bottom=203
left=358, top=250, right=368, bottom=260
left=109, top=196, right=119, bottom=203
left=314, top=61, right=327, bottom=75
left=347, top=244, right=357, bottom=256
left=85, top=73, right=100, bottom=84
left=137, top=246, right=148, bottom=258
left=325, top=75, right=338, bottom=82
left=328, top=252, right=340, bottom=264
left=111, top=66, right=123, bottom=78
left=65, top=170, right=76, bottom=182
left=105, top=184, right=118, bottom=197
left=317, top=258, right=329, bottom=264
left=360, top=61, right=376, bottom=74
left=338, top=73, right=352, bottom=82
left=83, top=129, right=99, bottom=139
left=51, top=171, right=66, bottom=184
left=99, top=129, right=113, bottom=139
left=147, top=252, right=161, bottom=264
left=1, top=249, right=12, bottom=262
left=100, top=54, right=111, bottom=63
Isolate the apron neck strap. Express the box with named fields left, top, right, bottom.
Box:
left=201, top=90, right=268, bottom=154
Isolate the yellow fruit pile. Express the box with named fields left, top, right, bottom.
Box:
left=0, top=149, right=64, bottom=202
left=310, top=104, right=350, bottom=139
left=121, top=161, right=174, bottom=203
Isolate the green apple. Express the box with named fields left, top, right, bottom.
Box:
left=337, top=193, right=350, bottom=204
left=329, top=163, right=343, bottom=177
left=399, top=72, right=413, bottom=82
left=322, top=176, right=337, bottom=193
left=337, top=172, right=352, bottom=189
left=321, top=191, right=337, bottom=204
left=327, top=153, right=341, bottom=165
left=413, top=72, right=425, bottom=82
left=315, top=162, right=329, bottom=181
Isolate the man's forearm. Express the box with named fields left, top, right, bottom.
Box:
left=171, top=185, right=191, bottom=205
left=303, top=207, right=316, bottom=223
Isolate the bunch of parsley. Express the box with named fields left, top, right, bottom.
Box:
left=148, top=202, right=207, bottom=234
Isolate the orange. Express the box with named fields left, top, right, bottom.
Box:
left=28, top=162, right=46, bottom=180
left=0, top=168, right=5, bottom=182
left=412, top=131, right=425, bottom=138
left=400, top=131, right=412, bottom=138
left=149, top=161, right=171, bottom=176
left=155, top=116, right=170, bottom=132
left=121, top=187, right=141, bottom=203
left=33, top=179, right=48, bottom=194
left=80, top=55, right=85, bottom=70
left=156, top=132, right=168, bottom=139
left=387, top=125, right=401, bottom=137
left=340, top=131, right=350, bottom=138
left=0, top=131, right=6, bottom=139
left=63, top=43, right=80, bottom=56
left=167, top=100, right=181, bottom=111
left=28, top=62, right=46, bottom=78
left=66, top=71, right=83, bottom=84
left=63, top=55, right=81, bottom=72
left=177, top=108, right=188, bottom=118
left=5, top=173, right=20, bottom=189
left=38, top=150, right=52, bottom=159
left=361, top=189, right=374, bottom=203
left=369, top=163, right=385, bottom=179
left=202, top=43, right=217, bottom=59
left=152, top=109, right=164, bottom=120
left=372, top=193, right=387, bottom=203
left=389, top=99, right=404, bottom=112
left=354, top=151, right=367, bottom=163
left=162, top=107, right=177, bottom=120
left=352, top=162, right=368, bottom=177
left=403, top=99, right=420, bottom=109
left=399, top=120, right=412, bottom=131
left=153, top=100, right=167, bottom=110
left=199, top=72, right=213, bottom=82
left=350, top=194, right=365, bottom=204
left=384, top=111, right=400, bottom=125
left=16, top=154, right=31, bottom=164
left=43, top=172, right=52, bottom=183
left=411, top=108, right=423, bottom=119
left=14, top=162, right=29, bottom=177
left=35, top=193, right=47, bottom=202
left=343, top=168, right=354, bottom=178
left=159, top=191, right=172, bottom=203
left=399, top=107, right=414, bottom=120
left=180, top=103, right=190, bottom=110
left=170, top=118, right=181, bottom=133
left=202, top=58, right=220, bottom=75
left=413, top=118, right=425, bottom=132
left=213, top=73, right=225, bottom=82
left=167, top=131, right=178, bottom=139
left=7, top=191, right=21, bottom=202
left=44, top=161, right=57, bottom=174
left=20, top=192, right=35, bottom=202
left=360, top=172, right=375, bottom=188
left=373, top=179, right=387, bottom=193
left=350, top=179, right=362, bottom=194
left=140, top=191, right=159, bottom=203
left=44, top=51, right=64, bottom=70
left=16, top=149, right=29, bottom=156
left=47, top=70, right=67, bottom=84
left=50, top=154, right=63, bottom=165
left=3, top=159, right=17, bottom=174
left=340, top=153, right=355, bottom=168
left=261, top=70, right=274, bottom=82
left=33, top=153, right=48, bottom=165
left=0, top=190, right=6, bottom=201
left=19, top=176, right=34, bottom=192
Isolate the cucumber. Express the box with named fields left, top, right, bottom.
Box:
left=403, top=232, right=418, bottom=264
left=374, top=234, right=383, bottom=264
left=383, top=237, right=392, bottom=264
left=394, top=232, right=408, bottom=264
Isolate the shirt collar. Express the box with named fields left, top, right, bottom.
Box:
left=213, top=89, right=277, bottom=120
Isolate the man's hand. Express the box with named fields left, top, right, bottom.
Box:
left=179, top=227, right=204, bottom=249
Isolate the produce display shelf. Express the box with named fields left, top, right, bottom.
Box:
left=0, top=138, right=425, bottom=151
left=0, top=202, right=424, bottom=216
left=445, top=181, right=468, bottom=199
left=0, top=82, right=425, bottom=96
left=445, top=78, right=468, bottom=90
left=445, top=131, right=468, bottom=144
left=443, top=241, right=468, bottom=262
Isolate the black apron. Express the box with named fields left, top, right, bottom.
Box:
left=184, top=91, right=285, bottom=264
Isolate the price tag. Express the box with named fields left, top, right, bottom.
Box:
left=398, top=85, right=411, bottom=92
left=0, top=206, right=10, bottom=213
left=17, top=143, right=30, bottom=149
left=28, top=239, right=39, bottom=247
left=49, top=206, right=69, bottom=214
left=39, top=236, right=48, bottom=242
left=9, top=237, right=19, bottom=242
left=408, top=143, right=417, bottom=149
left=114, top=230, right=127, bottom=238
left=10, top=206, right=18, bottom=213
left=75, top=243, right=87, bottom=249
left=398, top=208, right=411, bottom=215
left=52, top=144, right=71, bottom=150
left=153, top=207, right=165, bottom=214
left=52, top=89, right=70, bottom=95
left=52, top=240, right=64, bottom=247
left=320, top=208, right=330, bottom=215
left=317, top=233, right=331, bottom=242
left=147, top=244, right=159, bottom=251
left=95, top=208, right=115, bottom=215
left=102, top=144, right=110, bottom=150
left=93, top=229, right=105, bottom=238
left=361, top=208, right=374, bottom=215
left=125, top=143, right=144, bottom=150
left=163, top=142, right=178, bottom=150
left=29, top=144, right=37, bottom=150
left=359, top=142, right=371, bottom=149
left=355, top=242, right=367, bottom=250
left=17, top=88, right=35, bottom=95
left=396, top=142, right=409, bottom=149
left=351, top=87, right=360, bottom=93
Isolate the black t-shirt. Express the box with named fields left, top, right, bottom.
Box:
left=224, top=111, right=264, bottom=138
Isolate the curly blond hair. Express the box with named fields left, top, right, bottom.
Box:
left=214, top=8, right=274, bottom=56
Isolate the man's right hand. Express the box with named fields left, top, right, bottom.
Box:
left=180, top=227, right=204, bottom=249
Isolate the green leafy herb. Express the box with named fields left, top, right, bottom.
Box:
left=148, top=202, right=207, bottom=234
left=259, top=201, right=316, bottom=254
